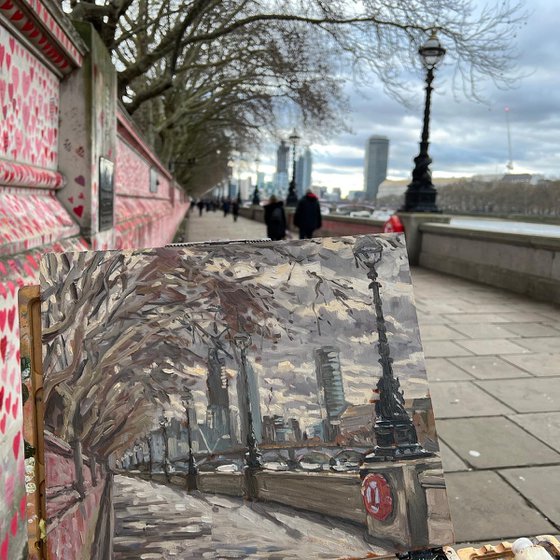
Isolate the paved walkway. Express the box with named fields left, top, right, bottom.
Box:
left=113, top=475, right=385, bottom=559
left=185, top=211, right=560, bottom=545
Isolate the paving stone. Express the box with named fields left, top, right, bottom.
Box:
left=501, top=322, right=560, bottom=338
left=508, top=412, right=560, bottom=452
left=437, top=417, right=560, bottom=469
left=456, top=338, right=530, bottom=356
left=442, top=314, right=509, bottom=324
left=419, top=302, right=469, bottom=314
left=454, top=303, right=525, bottom=314
left=423, top=340, right=473, bottom=358
left=417, top=314, right=450, bottom=325
left=451, top=324, right=520, bottom=339
left=425, top=358, right=475, bottom=382
left=503, top=353, right=560, bottom=376
left=449, top=356, right=531, bottom=380
left=475, top=377, right=560, bottom=413
left=430, top=382, right=513, bottom=419
left=497, top=312, right=554, bottom=323
left=513, top=336, right=560, bottom=353
left=499, top=466, right=560, bottom=526
left=420, top=324, right=466, bottom=341
left=439, top=441, right=468, bottom=472
left=444, top=471, right=556, bottom=542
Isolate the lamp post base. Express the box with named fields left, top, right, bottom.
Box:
left=401, top=184, right=440, bottom=213
left=186, top=472, right=198, bottom=492
left=366, top=419, right=434, bottom=462
left=286, top=180, right=298, bottom=207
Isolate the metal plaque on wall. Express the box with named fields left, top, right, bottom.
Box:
left=99, top=157, right=115, bottom=231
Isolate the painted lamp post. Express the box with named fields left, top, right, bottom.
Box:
left=401, top=31, right=446, bottom=213
left=234, top=332, right=262, bottom=500
left=159, top=415, right=170, bottom=482
left=182, top=394, right=199, bottom=491
left=353, top=238, right=432, bottom=461
left=353, top=237, right=435, bottom=549
left=234, top=333, right=263, bottom=470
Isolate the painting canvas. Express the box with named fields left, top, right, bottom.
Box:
left=39, top=234, right=453, bottom=559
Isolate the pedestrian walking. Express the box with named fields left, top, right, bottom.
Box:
left=293, top=190, right=322, bottom=239
left=222, top=198, right=231, bottom=217
left=231, top=199, right=240, bottom=222
left=197, top=199, right=204, bottom=216
left=264, top=195, right=287, bottom=241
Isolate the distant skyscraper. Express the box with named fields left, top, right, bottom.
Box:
left=364, top=135, right=389, bottom=201
left=275, top=140, right=290, bottom=196
left=296, top=147, right=313, bottom=198
left=276, top=140, right=289, bottom=175
left=314, top=346, right=347, bottom=440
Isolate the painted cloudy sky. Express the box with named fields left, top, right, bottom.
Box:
left=138, top=236, right=426, bottom=430
left=252, top=0, right=558, bottom=194
left=41, top=236, right=430, bottom=433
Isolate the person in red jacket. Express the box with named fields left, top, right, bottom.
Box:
left=293, top=190, right=322, bottom=239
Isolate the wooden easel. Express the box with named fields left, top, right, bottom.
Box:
left=19, top=285, right=46, bottom=560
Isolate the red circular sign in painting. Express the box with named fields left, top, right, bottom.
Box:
left=361, top=473, right=393, bottom=521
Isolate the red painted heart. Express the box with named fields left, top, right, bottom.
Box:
left=0, top=336, right=6, bottom=361
left=12, top=431, right=20, bottom=459
left=7, top=308, right=15, bottom=330
left=0, top=529, right=8, bottom=560
left=0, top=413, right=6, bottom=434
left=73, top=205, right=84, bottom=218
left=10, top=511, right=17, bottom=536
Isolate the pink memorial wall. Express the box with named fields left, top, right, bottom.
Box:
left=0, top=2, right=189, bottom=557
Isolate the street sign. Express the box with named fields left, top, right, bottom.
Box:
left=361, top=473, right=393, bottom=521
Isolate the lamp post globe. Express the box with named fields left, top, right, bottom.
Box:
left=286, top=129, right=301, bottom=207
left=401, top=31, right=446, bottom=213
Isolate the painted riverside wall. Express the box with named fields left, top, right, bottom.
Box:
left=0, top=2, right=188, bottom=558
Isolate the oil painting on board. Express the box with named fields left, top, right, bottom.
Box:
left=40, top=235, right=453, bottom=559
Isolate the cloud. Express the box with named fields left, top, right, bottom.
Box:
left=256, top=0, right=560, bottom=194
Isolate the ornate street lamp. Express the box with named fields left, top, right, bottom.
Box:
left=182, top=394, right=199, bottom=491
left=353, top=237, right=432, bottom=462
left=252, top=158, right=261, bottom=206
left=402, top=31, right=446, bottom=213
left=159, top=415, right=170, bottom=482
left=286, top=129, right=300, bottom=207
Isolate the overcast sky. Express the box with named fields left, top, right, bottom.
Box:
left=252, top=0, right=558, bottom=195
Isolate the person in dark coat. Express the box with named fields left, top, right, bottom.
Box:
left=264, top=195, right=287, bottom=241
left=231, top=199, right=240, bottom=221
left=293, top=190, right=322, bottom=239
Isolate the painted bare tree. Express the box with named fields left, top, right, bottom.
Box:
left=40, top=236, right=416, bottom=488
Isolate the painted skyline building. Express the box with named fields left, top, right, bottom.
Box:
left=314, top=346, right=347, bottom=440
left=364, top=135, right=389, bottom=201
left=205, top=348, right=232, bottom=450
left=236, top=357, right=263, bottom=444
